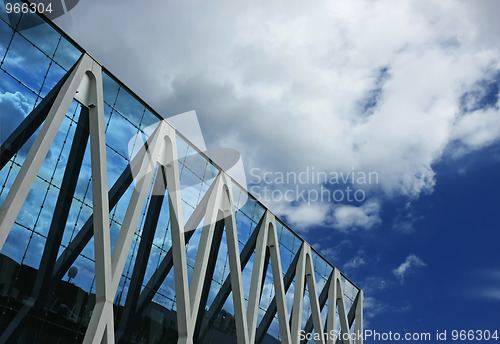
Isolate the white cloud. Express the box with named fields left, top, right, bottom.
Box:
left=54, top=0, right=500, bottom=231
left=343, top=256, right=366, bottom=270
left=0, top=91, right=31, bottom=142
left=362, top=276, right=393, bottom=294
left=363, top=295, right=411, bottom=328
left=392, top=210, right=424, bottom=234
left=332, top=200, right=381, bottom=231
left=450, top=106, right=500, bottom=156
left=363, top=296, right=386, bottom=318
left=272, top=202, right=330, bottom=231
left=362, top=296, right=387, bottom=328
left=392, top=254, right=426, bottom=283
left=312, top=239, right=351, bottom=263
left=270, top=197, right=381, bottom=233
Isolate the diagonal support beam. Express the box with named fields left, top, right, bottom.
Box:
left=219, top=179, right=250, bottom=344
left=85, top=118, right=182, bottom=344
left=0, top=45, right=365, bottom=344
left=333, top=291, right=360, bottom=344
left=134, top=170, right=222, bottom=318
left=300, top=272, right=333, bottom=344
left=188, top=175, right=226, bottom=324
left=0, top=106, right=90, bottom=344
left=352, top=290, right=363, bottom=344
left=259, top=247, right=270, bottom=302
left=0, top=61, right=77, bottom=170
left=0, top=54, right=94, bottom=251
left=255, top=242, right=303, bottom=344
left=115, top=166, right=167, bottom=343
left=52, top=123, right=159, bottom=284
left=52, top=164, right=133, bottom=282
left=291, top=244, right=325, bottom=344
left=197, top=212, right=265, bottom=342
left=246, top=211, right=291, bottom=344
left=324, top=269, right=360, bottom=344
left=35, top=107, right=90, bottom=301
left=116, top=166, right=225, bottom=343
left=82, top=54, right=113, bottom=344
left=193, top=219, right=225, bottom=341
left=162, top=126, right=191, bottom=344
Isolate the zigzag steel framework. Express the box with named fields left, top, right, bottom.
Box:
left=0, top=3, right=363, bottom=344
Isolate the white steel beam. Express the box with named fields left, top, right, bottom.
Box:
left=353, top=290, right=363, bottom=344
left=291, top=243, right=325, bottom=344
left=326, top=268, right=362, bottom=344
left=220, top=174, right=250, bottom=344
left=247, top=210, right=291, bottom=344
left=189, top=174, right=225, bottom=319
left=80, top=58, right=113, bottom=344
left=163, top=125, right=193, bottom=344
left=0, top=54, right=93, bottom=251
left=0, top=52, right=364, bottom=344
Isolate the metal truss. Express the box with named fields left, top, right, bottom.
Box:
left=0, top=53, right=363, bottom=343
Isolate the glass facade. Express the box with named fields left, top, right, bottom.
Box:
left=0, top=2, right=360, bottom=343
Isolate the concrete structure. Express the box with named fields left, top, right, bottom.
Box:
left=0, top=2, right=362, bottom=343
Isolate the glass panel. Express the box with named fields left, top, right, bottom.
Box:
left=112, top=87, right=145, bottom=128
left=234, top=210, right=253, bottom=245
left=278, top=242, right=292, bottom=276
left=0, top=18, right=14, bottom=54
left=183, top=151, right=208, bottom=180
left=231, top=182, right=243, bottom=209
left=140, top=109, right=160, bottom=133
left=39, top=61, right=66, bottom=98
left=52, top=36, right=82, bottom=71
left=239, top=196, right=256, bottom=220
left=179, top=163, right=204, bottom=208
left=105, top=112, right=141, bottom=160
left=102, top=71, right=120, bottom=106
left=2, top=32, right=51, bottom=93
left=0, top=87, right=36, bottom=148
left=253, top=201, right=265, bottom=223
left=279, top=225, right=297, bottom=253
left=212, top=228, right=229, bottom=286
left=18, top=13, right=59, bottom=57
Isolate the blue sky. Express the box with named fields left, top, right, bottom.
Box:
left=333, top=141, right=500, bottom=332
left=1, top=0, right=500, bottom=340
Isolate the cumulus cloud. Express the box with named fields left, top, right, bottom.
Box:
left=392, top=254, right=426, bottom=284
left=363, top=295, right=411, bottom=328
left=0, top=91, right=31, bottom=143
left=363, top=296, right=387, bottom=320
left=343, top=255, right=366, bottom=270
left=270, top=198, right=381, bottom=232
left=54, top=0, right=500, bottom=231
left=392, top=210, right=424, bottom=234
left=450, top=106, right=500, bottom=157
left=271, top=201, right=330, bottom=231
left=362, top=276, right=393, bottom=294
left=313, top=239, right=351, bottom=263
left=332, top=200, right=381, bottom=231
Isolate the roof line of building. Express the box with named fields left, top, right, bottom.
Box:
left=22, top=0, right=360, bottom=290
